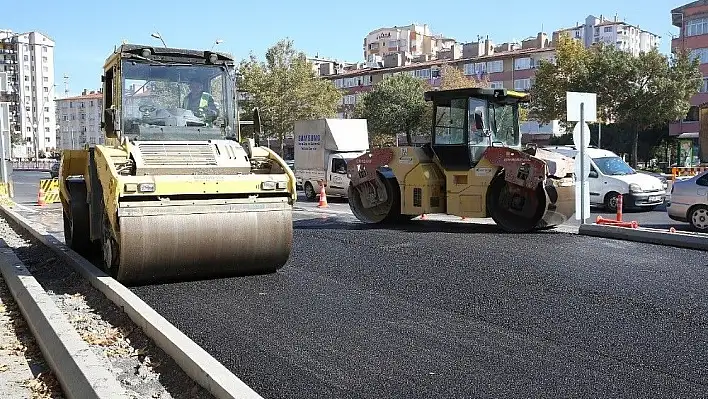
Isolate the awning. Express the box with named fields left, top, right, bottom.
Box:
left=676, top=132, right=699, bottom=139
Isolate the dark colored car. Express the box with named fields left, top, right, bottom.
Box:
left=50, top=162, right=59, bottom=178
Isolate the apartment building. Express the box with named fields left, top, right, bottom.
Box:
left=552, top=14, right=660, bottom=56
left=55, top=89, right=103, bottom=150
left=362, top=23, right=458, bottom=67
left=322, top=32, right=562, bottom=141
left=0, top=29, right=56, bottom=159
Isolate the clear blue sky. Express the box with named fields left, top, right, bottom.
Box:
left=4, top=0, right=687, bottom=96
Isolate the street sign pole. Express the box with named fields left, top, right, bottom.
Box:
left=567, top=91, right=596, bottom=224
left=579, top=102, right=586, bottom=224
left=0, top=130, right=7, bottom=185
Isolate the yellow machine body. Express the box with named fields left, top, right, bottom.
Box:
left=347, top=87, right=576, bottom=232
left=58, top=44, right=296, bottom=285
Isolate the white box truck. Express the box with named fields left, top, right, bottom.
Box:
left=294, top=118, right=369, bottom=201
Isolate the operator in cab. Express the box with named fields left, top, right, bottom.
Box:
left=183, top=81, right=219, bottom=123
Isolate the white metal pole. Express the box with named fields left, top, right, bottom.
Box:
left=598, top=120, right=602, bottom=149
left=580, top=102, right=586, bottom=224
left=0, top=129, right=7, bottom=185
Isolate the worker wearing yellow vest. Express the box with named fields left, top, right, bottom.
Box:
left=183, top=81, right=219, bottom=123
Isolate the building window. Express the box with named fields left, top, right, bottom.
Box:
left=42, top=46, right=47, bottom=53
left=514, top=78, right=531, bottom=91
left=487, top=60, right=503, bottom=73
left=43, top=77, right=48, bottom=83
left=604, top=26, right=613, bottom=33
left=414, top=69, right=430, bottom=79
left=463, top=63, right=475, bottom=76
left=689, top=48, right=708, bottom=64
left=343, top=94, right=356, bottom=105
left=489, top=81, right=504, bottom=89
left=686, top=17, right=708, bottom=37
left=514, top=57, right=531, bottom=70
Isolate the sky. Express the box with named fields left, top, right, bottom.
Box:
left=4, top=0, right=688, bottom=96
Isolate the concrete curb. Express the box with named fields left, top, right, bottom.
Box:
left=578, top=223, right=708, bottom=251
left=0, top=204, right=264, bottom=399
left=0, top=241, right=130, bottom=399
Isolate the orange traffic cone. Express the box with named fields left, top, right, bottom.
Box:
left=317, top=185, right=328, bottom=208
left=38, top=188, right=46, bottom=206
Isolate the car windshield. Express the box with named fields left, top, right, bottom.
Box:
left=121, top=60, right=235, bottom=141
left=594, top=156, right=635, bottom=175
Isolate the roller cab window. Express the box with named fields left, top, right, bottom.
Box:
left=120, top=61, right=234, bottom=141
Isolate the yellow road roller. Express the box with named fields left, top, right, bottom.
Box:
left=346, top=87, right=576, bottom=232
left=58, top=44, right=296, bottom=285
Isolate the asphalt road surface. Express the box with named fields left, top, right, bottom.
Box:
left=6, top=171, right=708, bottom=398
left=129, top=217, right=708, bottom=398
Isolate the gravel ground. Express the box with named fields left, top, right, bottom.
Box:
left=0, top=214, right=214, bottom=399
left=0, top=276, right=63, bottom=399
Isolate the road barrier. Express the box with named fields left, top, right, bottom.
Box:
left=595, top=194, right=639, bottom=228
left=671, top=166, right=708, bottom=180
left=38, top=178, right=60, bottom=205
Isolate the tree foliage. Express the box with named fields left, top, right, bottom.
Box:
left=530, top=33, right=701, bottom=166
left=353, top=73, right=429, bottom=145
left=237, top=39, right=342, bottom=155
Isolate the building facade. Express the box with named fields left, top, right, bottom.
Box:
left=55, top=90, right=103, bottom=150
left=553, top=14, right=660, bottom=55
left=322, top=32, right=562, bottom=142
left=362, top=23, right=458, bottom=67
left=0, top=30, right=56, bottom=159
left=670, top=1, right=708, bottom=165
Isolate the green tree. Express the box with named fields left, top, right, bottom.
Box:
left=237, top=39, right=342, bottom=155
left=354, top=73, right=429, bottom=145
left=530, top=33, right=701, bottom=166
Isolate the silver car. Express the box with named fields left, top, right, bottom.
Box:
left=666, top=170, right=708, bottom=232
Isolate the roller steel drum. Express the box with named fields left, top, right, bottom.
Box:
left=111, top=198, right=293, bottom=285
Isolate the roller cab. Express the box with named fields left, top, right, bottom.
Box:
left=59, top=44, right=296, bottom=286
left=347, top=87, right=576, bottom=233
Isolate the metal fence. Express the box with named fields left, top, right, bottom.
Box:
left=11, top=160, right=58, bottom=171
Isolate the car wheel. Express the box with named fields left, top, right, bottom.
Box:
left=688, top=205, right=708, bottom=232
left=604, top=192, right=620, bottom=212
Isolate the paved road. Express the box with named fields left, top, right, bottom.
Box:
left=4, top=172, right=708, bottom=398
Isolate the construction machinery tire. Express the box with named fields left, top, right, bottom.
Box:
left=486, top=173, right=546, bottom=233
left=63, top=182, right=94, bottom=257
left=348, top=171, right=404, bottom=224
left=100, top=199, right=294, bottom=286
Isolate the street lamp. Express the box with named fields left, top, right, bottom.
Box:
left=150, top=32, right=167, bottom=47
left=211, top=39, right=223, bottom=51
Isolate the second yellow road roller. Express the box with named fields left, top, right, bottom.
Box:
left=58, top=43, right=296, bottom=286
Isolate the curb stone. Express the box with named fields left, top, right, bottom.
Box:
left=578, top=223, right=708, bottom=251
left=0, top=240, right=130, bottom=399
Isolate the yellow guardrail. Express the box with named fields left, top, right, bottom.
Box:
left=38, top=178, right=60, bottom=205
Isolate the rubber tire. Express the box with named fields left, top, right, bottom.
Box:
left=688, top=205, right=708, bottom=232
left=63, top=183, right=92, bottom=256
left=304, top=182, right=317, bottom=201
left=348, top=172, right=404, bottom=224
left=486, top=174, right=545, bottom=233
left=604, top=192, right=620, bottom=212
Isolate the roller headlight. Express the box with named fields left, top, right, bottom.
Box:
left=261, top=181, right=276, bottom=190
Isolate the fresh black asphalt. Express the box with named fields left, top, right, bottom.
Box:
left=129, top=216, right=708, bottom=399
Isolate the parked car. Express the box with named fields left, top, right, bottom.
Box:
left=666, top=170, right=708, bottom=232
left=636, top=170, right=669, bottom=192
left=544, top=146, right=666, bottom=211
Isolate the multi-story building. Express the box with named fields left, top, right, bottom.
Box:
left=55, top=89, right=103, bottom=150
left=671, top=1, right=708, bottom=165
left=363, top=23, right=458, bottom=67
left=0, top=29, right=56, bottom=159
left=553, top=14, right=660, bottom=55
left=322, top=32, right=562, bottom=143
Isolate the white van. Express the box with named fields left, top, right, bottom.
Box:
left=545, top=146, right=666, bottom=212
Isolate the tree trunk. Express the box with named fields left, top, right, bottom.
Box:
left=278, top=133, right=285, bottom=158
left=631, top=126, right=639, bottom=168
left=405, top=127, right=412, bottom=147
